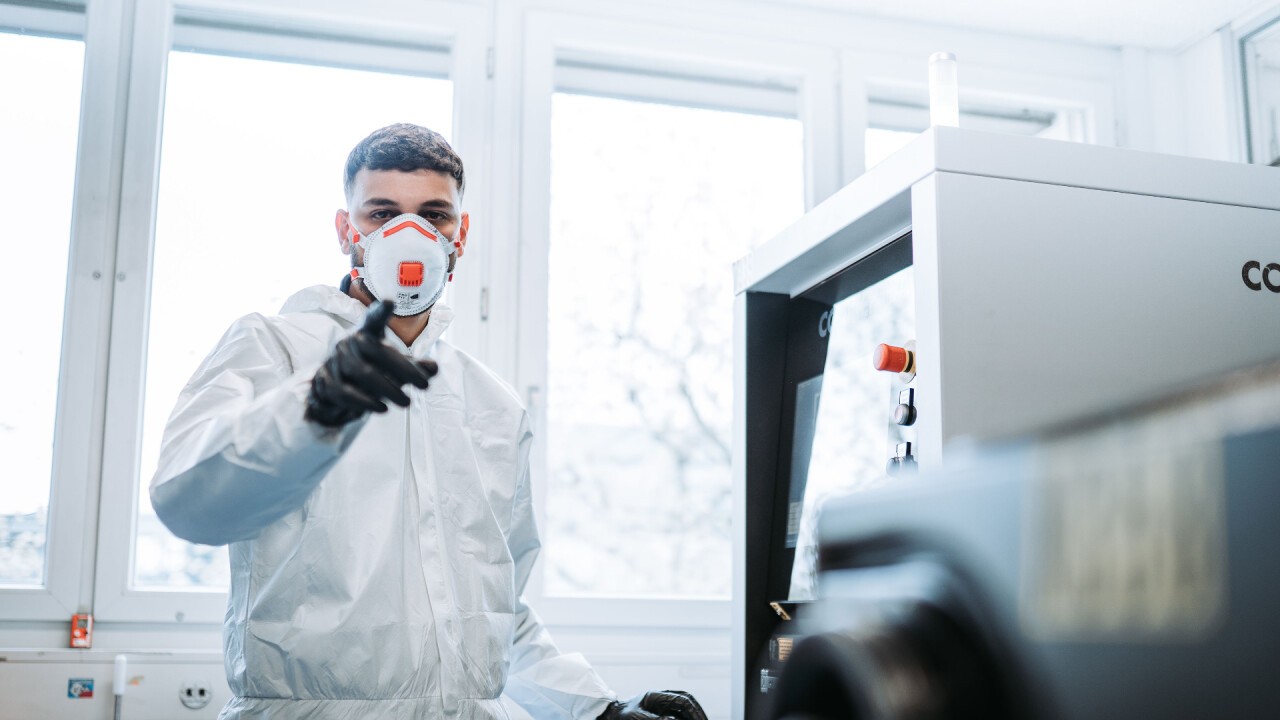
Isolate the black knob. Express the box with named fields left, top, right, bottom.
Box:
left=892, top=389, right=917, bottom=426
left=893, top=403, right=917, bottom=426
left=887, top=442, right=917, bottom=476
left=886, top=455, right=918, bottom=476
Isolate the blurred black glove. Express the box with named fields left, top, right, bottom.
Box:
left=598, top=690, right=708, bottom=720
left=305, top=300, right=438, bottom=428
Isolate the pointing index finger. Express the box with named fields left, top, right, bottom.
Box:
left=361, top=300, right=394, bottom=339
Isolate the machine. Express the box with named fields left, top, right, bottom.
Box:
left=731, top=127, right=1280, bottom=718
left=768, top=359, right=1280, bottom=719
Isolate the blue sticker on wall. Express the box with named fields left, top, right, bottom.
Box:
left=68, top=678, right=94, bottom=698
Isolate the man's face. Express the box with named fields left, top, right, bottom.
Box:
left=338, top=168, right=469, bottom=267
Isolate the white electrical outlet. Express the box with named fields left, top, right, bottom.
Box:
left=179, top=678, right=213, bottom=710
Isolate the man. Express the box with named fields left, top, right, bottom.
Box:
left=151, top=124, right=707, bottom=720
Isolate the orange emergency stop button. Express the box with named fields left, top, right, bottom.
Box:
left=873, top=343, right=914, bottom=374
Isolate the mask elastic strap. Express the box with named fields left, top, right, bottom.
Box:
left=337, top=213, right=363, bottom=247
left=345, top=215, right=364, bottom=281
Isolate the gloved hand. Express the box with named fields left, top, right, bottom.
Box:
left=304, top=300, right=438, bottom=427
left=598, top=690, right=708, bottom=720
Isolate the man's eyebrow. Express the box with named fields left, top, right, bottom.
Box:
left=362, top=197, right=400, bottom=207
left=418, top=199, right=456, bottom=212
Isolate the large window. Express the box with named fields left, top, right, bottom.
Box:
left=133, top=48, right=453, bottom=588
left=865, top=97, right=1074, bottom=170
left=545, top=92, right=804, bottom=597
left=0, top=30, right=84, bottom=587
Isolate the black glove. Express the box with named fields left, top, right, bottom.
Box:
left=598, top=690, right=708, bottom=720
left=304, top=300, right=438, bottom=428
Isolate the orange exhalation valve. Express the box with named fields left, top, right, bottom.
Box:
left=873, top=343, right=915, bottom=374
left=398, top=261, right=425, bottom=287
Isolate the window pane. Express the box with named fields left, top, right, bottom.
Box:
left=135, top=50, right=452, bottom=588
left=1244, top=22, right=1280, bottom=165
left=865, top=127, right=919, bottom=170
left=866, top=100, right=1064, bottom=170
left=0, top=31, right=84, bottom=587
left=546, top=92, right=805, bottom=597
left=787, top=266, right=916, bottom=601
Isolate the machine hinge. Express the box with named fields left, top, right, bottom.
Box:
left=769, top=602, right=793, bottom=621
left=486, top=47, right=495, bottom=78
left=480, top=287, right=490, bottom=321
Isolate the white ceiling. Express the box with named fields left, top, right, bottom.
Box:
left=766, top=0, right=1275, bottom=50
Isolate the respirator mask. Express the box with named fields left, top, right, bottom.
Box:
left=340, top=212, right=457, bottom=317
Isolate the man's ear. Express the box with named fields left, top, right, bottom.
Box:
left=335, top=209, right=357, bottom=254
left=457, top=212, right=470, bottom=258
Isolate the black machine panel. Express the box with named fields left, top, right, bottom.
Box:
left=743, top=234, right=914, bottom=713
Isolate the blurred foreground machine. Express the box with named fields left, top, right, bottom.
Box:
left=771, top=362, right=1280, bottom=719
left=731, top=128, right=1280, bottom=718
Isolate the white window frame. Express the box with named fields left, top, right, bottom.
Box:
left=91, top=0, right=490, bottom=624
left=867, top=96, right=1063, bottom=138
left=1238, top=11, right=1280, bottom=166
left=507, top=8, right=839, bottom=629
left=0, top=0, right=111, bottom=621
left=840, top=49, right=1114, bottom=179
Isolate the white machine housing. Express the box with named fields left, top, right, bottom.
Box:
left=731, top=127, right=1280, bottom=719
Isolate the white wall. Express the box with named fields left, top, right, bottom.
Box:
left=0, top=650, right=227, bottom=720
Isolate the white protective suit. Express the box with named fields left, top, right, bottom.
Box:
left=150, top=285, right=615, bottom=720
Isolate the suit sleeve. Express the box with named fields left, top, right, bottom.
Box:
left=149, top=314, right=366, bottom=546
left=500, top=412, right=617, bottom=719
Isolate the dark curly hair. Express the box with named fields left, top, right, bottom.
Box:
left=343, top=123, right=465, bottom=200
